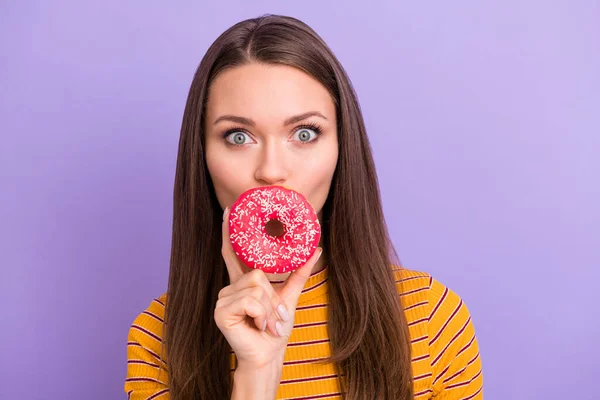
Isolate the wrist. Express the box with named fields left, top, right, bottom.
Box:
left=232, top=361, right=283, bottom=400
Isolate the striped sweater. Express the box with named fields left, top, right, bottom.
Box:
left=125, top=266, right=483, bottom=399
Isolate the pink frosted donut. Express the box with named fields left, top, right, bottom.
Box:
left=228, top=186, right=321, bottom=274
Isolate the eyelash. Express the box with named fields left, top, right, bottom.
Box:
left=222, top=122, right=324, bottom=146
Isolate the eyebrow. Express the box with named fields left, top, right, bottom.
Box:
left=213, top=111, right=328, bottom=127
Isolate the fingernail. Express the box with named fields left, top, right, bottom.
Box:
left=278, top=304, right=290, bottom=322
left=316, top=247, right=323, bottom=261
left=262, top=319, right=267, bottom=331
left=275, top=321, right=285, bottom=337
left=223, top=206, right=229, bottom=221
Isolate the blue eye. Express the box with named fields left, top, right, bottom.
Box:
left=293, top=127, right=319, bottom=143
left=225, top=131, right=251, bottom=145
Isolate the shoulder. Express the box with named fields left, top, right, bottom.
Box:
left=392, top=266, right=471, bottom=321
left=130, top=293, right=167, bottom=333
left=127, top=293, right=167, bottom=364
left=393, top=267, right=432, bottom=313
left=393, top=266, right=477, bottom=344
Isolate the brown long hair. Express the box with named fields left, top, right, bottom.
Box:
left=164, top=14, right=413, bottom=399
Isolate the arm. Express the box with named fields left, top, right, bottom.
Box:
left=428, top=279, right=483, bottom=399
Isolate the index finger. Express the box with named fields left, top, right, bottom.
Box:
left=222, top=206, right=245, bottom=283
left=278, top=247, right=323, bottom=307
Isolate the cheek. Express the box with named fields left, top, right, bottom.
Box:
left=312, top=151, right=337, bottom=182
left=312, top=137, right=338, bottom=181
left=205, top=144, right=249, bottom=206
left=303, top=143, right=338, bottom=211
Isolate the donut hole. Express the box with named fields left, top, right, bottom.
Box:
left=265, top=219, right=285, bottom=238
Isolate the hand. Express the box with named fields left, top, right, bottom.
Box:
left=214, top=206, right=323, bottom=369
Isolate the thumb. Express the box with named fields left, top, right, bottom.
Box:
left=279, top=247, right=323, bottom=308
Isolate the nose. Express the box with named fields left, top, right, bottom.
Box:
left=254, top=141, right=288, bottom=185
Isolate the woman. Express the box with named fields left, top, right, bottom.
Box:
left=125, top=14, right=483, bottom=400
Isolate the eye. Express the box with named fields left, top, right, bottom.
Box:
left=292, top=127, right=319, bottom=143
left=225, top=131, right=252, bottom=145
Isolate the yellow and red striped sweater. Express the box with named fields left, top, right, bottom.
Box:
left=125, top=267, right=483, bottom=399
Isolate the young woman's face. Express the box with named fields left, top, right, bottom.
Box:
left=204, top=62, right=339, bottom=216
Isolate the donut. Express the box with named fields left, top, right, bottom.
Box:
left=228, top=186, right=321, bottom=274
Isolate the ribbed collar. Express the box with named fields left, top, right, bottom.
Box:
left=269, top=265, right=329, bottom=305
left=297, top=265, right=329, bottom=305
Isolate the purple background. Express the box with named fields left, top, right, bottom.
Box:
left=1, top=1, right=598, bottom=399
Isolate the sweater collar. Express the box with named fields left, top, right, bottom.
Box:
left=269, top=265, right=329, bottom=305
left=297, top=264, right=329, bottom=305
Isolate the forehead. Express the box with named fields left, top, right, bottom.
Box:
left=205, top=63, right=335, bottom=122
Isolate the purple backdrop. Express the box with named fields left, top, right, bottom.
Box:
left=1, top=1, right=598, bottom=399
